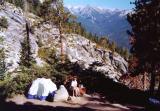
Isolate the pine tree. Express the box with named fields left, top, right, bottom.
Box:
left=127, top=0, right=160, bottom=95
left=109, top=41, right=116, bottom=52
left=98, top=37, right=109, bottom=48
left=0, top=36, right=6, bottom=79
left=52, top=0, right=67, bottom=63
left=0, top=16, right=8, bottom=29
left=38, top=0, right=53, bottom=20
left=20, top=23, right=34, bottom=68
left=20, top=1, right=34, bottom=68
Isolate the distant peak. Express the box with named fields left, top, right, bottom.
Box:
left=66, top=5, right=129, bottom=13
left=65, top=5, right=84, bottom=9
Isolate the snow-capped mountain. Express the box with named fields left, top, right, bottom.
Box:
left=67, top=5, right=131, bottom=48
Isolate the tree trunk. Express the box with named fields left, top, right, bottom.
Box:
left=143, top=72, right=147, bottom=91
left=157, top=74, right=160, bottom=98
left=25, top=22, right=31, bottom=68
left=59, top=19, right=64, bottom=63
left=55, top=3, right=65, bottom=63
left=150, top=71, right=156, bottom=96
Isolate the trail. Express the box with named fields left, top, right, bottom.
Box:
left=0, top=94, right=145, bottom=111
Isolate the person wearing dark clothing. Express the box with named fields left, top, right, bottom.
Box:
left=109, top=51, right=113, bottom=65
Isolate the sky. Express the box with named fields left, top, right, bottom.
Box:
left=64, top=0, right=135, bottom=10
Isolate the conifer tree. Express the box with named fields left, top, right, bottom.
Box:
left=127, top=0, right=160, bottom=94
left=52, top=0, right=67, bottom=63
left=109, top=42, right=116, bottom=52
left=20, top=23, right=34, bottom=68
left=99, top=37, right=109, bottom=48
left=20, top=0, right=34, bottom=68
left=0, top=36, right=6, bottom=79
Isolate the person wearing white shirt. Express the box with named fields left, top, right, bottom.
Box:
left=71, top=77, right=79, bottom=97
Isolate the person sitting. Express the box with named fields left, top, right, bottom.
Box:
left=71, top=77, right=79, bottom=97
left=78, top=84, right=86, bottom=96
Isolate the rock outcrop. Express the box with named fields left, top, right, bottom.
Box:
left=0, top=3, right=128, bottom=82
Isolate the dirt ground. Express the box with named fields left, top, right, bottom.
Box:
left=0, top=94, right=145, bottom=111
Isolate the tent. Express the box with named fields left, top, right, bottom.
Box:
left=54, top=85, right=69, bottom=102
left=147, top=98, right=160, bottom=110
left=27, top=78, right=57, bottom=100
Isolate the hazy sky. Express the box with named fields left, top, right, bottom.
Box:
left=64, top=0, right=135, bottom=9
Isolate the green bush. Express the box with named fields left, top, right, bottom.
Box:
left=4, top=72, right=32, bottom=97
left=6, top=0, right=24, bottom=9
left=0, top=65, right=53, bottom=98
left=0, top=59, right=74, bottom=98
left=0, top=17, right=8, bottom=29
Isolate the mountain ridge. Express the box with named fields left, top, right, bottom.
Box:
left=66, top=5, right=131, bottom=48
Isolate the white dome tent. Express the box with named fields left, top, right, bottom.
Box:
left=27, top=78, right=57, bottom=100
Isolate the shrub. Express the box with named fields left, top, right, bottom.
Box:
left=0, top=17, right=8, bottom=29
left=6, top=0, right=24, bottom=9
left=0, top=59, right=74, bottom=98
left=0, top=65, right=53, bottom=98
left=36, top=36, right=43, bottom=47
left=4, top=72, right=32, bottom=97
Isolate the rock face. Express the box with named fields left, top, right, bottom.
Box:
left=0, top=3, right=128, bottom=82
left=0, top=3, right=26, bottom=72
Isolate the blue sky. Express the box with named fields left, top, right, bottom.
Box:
left=64, top=0, right=135, bottom=9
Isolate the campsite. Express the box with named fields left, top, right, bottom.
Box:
left=1, top=76, right=146, bottom=111
left=0, top=0, right=160, bottom=111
